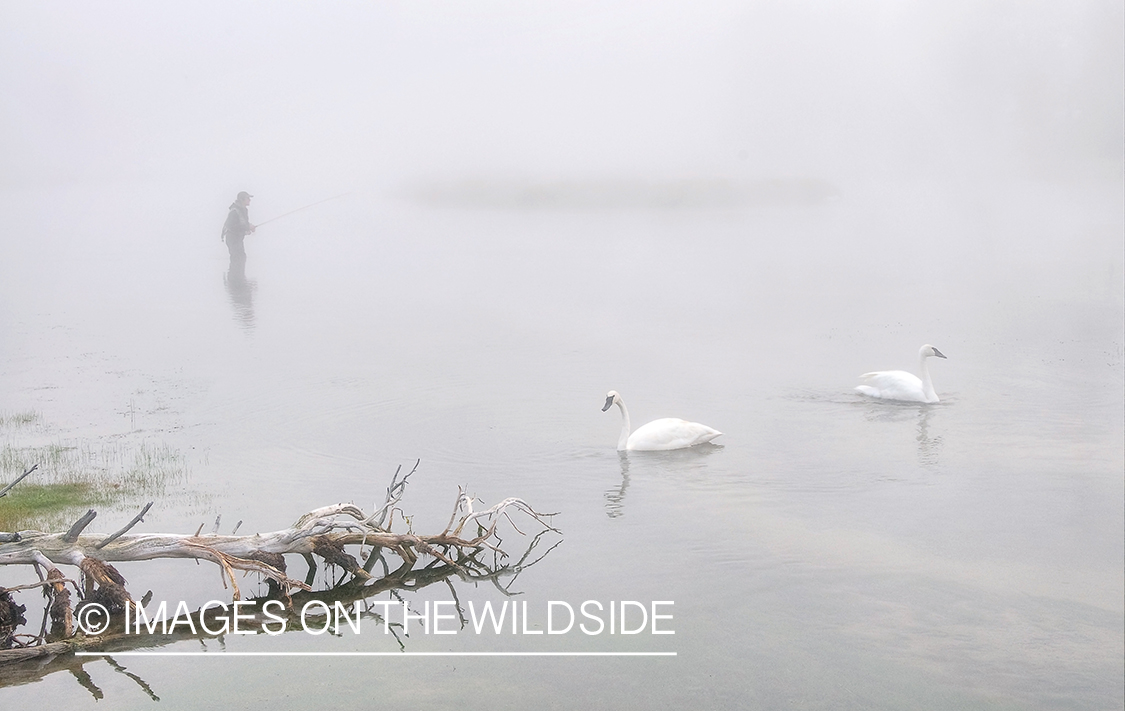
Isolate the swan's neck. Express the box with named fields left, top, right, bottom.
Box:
left=918, top=354, right=937, bottom=402
left=615, top=400, right=631, bottom=451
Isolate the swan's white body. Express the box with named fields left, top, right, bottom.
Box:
left=856, top=344, right=947, bottom=404
left=602, top=390, right=722, bottom=451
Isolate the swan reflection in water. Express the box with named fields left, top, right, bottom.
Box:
left=223, top=252, right=257, bottom=332
left=604, top=446, right=723, bottom=518
left=860, top=399, right=945, bottom=467
left=914, top=406, right=943, bottom=466
left=605, top=452, right=631, bottom=518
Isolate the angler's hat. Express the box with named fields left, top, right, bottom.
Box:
left=237, top=191, right=253, bottom=199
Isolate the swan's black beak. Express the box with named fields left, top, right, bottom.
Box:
left=602, top=396, right=614, bottom=412
left=933, top=347, right=947, bottom=359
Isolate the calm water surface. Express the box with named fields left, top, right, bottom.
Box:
left=0, top=178, right=1121, bottom=709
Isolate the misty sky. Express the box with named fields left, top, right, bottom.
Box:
left=1, top=1, right=1121, bottom=192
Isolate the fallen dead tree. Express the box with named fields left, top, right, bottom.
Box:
left=0, top=463, right=560, bottom=670
left=0, top=528, right=560, bottom=697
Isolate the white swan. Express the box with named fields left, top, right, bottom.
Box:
left=855, top=344, right=947, bottom=403
left=602, top=390, right=722, bottom=451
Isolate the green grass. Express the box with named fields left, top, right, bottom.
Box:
left=0, top=411, right=190, bottom=533
left=0, top=482, right=95, bottom=532
left=0, top=411, right=40, bottom=428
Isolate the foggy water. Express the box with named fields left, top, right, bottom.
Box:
left=1, top=2, right=1123, bottom=709
left=0, top=176, right=1120, bottom=709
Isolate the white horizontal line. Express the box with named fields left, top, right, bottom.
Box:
left=76, top=651, right=676, bottom=657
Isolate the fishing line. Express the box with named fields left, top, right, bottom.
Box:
left=255, top=192, right=352, bottom=228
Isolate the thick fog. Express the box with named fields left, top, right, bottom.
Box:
left=1, top=1, right=1121, bottom=193
left=1, top=4, right=1123, bottom=707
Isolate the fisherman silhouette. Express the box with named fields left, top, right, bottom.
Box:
left=221, top=191, right=257, bottom=260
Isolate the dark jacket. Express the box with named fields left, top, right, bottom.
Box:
left=222, top=203, right=251, bottom=241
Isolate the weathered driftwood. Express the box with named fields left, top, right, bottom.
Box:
left=0, top=464, right=559, bottom=668
left=0, top=538, right=558, bottom=697
left=2, top=501, right=557, bottom=597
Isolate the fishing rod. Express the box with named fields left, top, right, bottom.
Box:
left=254, top=192, right=352, bottom=228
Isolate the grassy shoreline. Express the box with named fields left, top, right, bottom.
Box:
left=0, top=411, right=188, bottom=532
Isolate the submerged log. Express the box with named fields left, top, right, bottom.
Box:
left=0, top=467, right=559, bottom=667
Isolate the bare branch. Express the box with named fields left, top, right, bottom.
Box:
left=62, top=510, right=97, bottom=543
left=0, top=577, right=79, bottom=594
left=94, top=502, right=153, bottom=549
left=366, top=459, right=419, bottom=528
left=0, top=464, right=38, bottom=498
